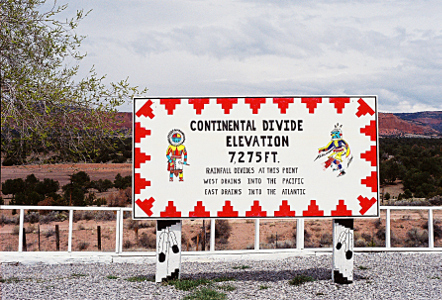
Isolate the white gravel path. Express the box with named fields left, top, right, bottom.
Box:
left=1, top=253, right=441, bottom=300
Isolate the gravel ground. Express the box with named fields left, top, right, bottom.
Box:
left=1, top=253, right=441, bottom=300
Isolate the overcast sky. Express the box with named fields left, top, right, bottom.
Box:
left=55, top=0, right=441, bottom=113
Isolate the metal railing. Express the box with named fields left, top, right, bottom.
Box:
left=1, top=205, right=441, bottom=255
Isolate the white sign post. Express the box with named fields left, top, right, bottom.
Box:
left=133, top=96, right=379, bottom=282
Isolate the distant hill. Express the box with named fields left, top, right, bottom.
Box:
left=119, top=111, right=442, bottom=137
left=379, top=113, right=441, bottom=137
left=394, top=111, right=442, bottom=134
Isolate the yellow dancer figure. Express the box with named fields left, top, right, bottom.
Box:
left=315, top=124, right=353, bottom=177
left=166, top=129, right=188, bottom=182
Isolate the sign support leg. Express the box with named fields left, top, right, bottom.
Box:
left=156, top=220, right=182, bottom=283
left=332, top=219, right=354, bottom=284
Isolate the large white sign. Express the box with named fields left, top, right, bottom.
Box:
left=133, top=96, right=379, bottom=219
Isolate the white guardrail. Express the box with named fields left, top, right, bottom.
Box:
left=0, top=205, right=441, bottom=257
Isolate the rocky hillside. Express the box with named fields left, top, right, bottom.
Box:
left=379, top=113, right=440, bottom=137
left=394, top=111, right=442, bottom=134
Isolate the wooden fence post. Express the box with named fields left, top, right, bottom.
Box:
left=22, top=228, right=27, bottom=251
left=97, top=225, right=102, bottom=251
left=55, top=225, right=60, bottom=251
left=38, top=225, right=41, bottom=251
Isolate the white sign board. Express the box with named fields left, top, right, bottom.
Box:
left=133, top=96, right=379, bottom=219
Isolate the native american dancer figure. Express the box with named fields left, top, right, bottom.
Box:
left=166, top=129, right=188, bottom=182
left=315, top=124, right=353, bottom=177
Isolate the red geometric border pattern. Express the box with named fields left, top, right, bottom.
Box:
left=134, top=147, right=151, bottom=168
left=356, top=98, right=375, bottom=117
left=302, top=200, right=324, bottom=216
left=160, top=201, right=181, bottom=218
left=189, top=98, right=210, bottom=115
left=361, top=145, right=377, bottom=167
left=135, top=198, right=155, bottom=217
left=361, top=171, right=378, bottom=192
left=246, top=200, right=267, bottom=217
left=134, top=122, right=151, bottom=143
left=331, top=200, right=352, bottom=216
left=134, top=173, right=151, bottom=194
left=136, top=100, right=155, bottom=119
left=301, top=98, right=322, bottom=114
left=358, top=195, right=377, bottom=215
left=217, top=98, right=238, bottom=114
left=360, top=120, right=377, bottom=141
left=273, top=98, right=294, bottom=114
left=189, top=201, right=210, bottom=217
left=274, top=200, right=296, bottom=217
left=160, top=98, right=181, bottom=115
left=217, top=200, right=239, bottom=217
left=329, top=97, right=350, bottom=114
left=245, top=98, right=266, bottom=114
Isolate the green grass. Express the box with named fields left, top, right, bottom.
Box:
left=289, top=275, right=315, bottom=286
left=358, top=266, right=370, bottom=270
left=71, top=273, right=87, bottom=278
left=259, top=285, right=270, bottom=290
left=167, top=278, right=212, bottom=291
left=232, top=265, right=250, bottom=270
left=217, top=284, right=236, bottom=291
left=316, top=292, right=325, bottom=296
left=125, top=275, right=153, bottom=282
left=106, top=275, right=119, bottom=280
left=183, top=287, right=227, bottom=300
left=167, top=277, right=236, bottom=292
left=0, top=277, right=21, bottom=283
left=212, top=277, right=235, bottom=283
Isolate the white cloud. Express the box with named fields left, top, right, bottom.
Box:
left=55, top=0, right=442, bottom=112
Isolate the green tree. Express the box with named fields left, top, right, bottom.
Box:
left=70, top=171, right=90, bottom=189
left=2, top=178, right=25, bottom=199
left=35, top=178, right=60, bottom=195
left=1, top=0, right=146, bottom=164
left=62, top=184, right=85, bottom=206
left=90, top=179, right=113, bottom=193
left=114, top=173, right=131, bottom=190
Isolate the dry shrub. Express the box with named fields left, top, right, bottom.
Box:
left=73, top=211, right=94, bottom=222
left=267, top=233, right=277, bottom=244
left=127, top=219, right=155, bottom=230
left=139, top=232, right=156, bottom=248
left=40, top=211, right=68, bottom=224
left=319, top=232, right=332, bottom=246
left=24, top=212, right=40, bottom=224
left=44, top=229, right=55, bottom=238
left=361, top=233, right=372, bottom=241
left=276, top=240, right=295, bottom=248
left=107, top=187, right=132, bottom=207
left=374, top=218, right=382, bottom=229
left=78, top=241, right=89, bottom=250
left=0, top=214, right=18, bottom=225
left=355, top=238, right=366, bottom=247
left=94, top=211, right=116, bottom=222
left=37, top=198, right=53, bottom=214
left=215, top=220, right=231, bottom=241
left=406, top=227, right=428, bottom=247
left=12, top=226, right=20, bottom=235
left=123, top=240, right=133, bottom=249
